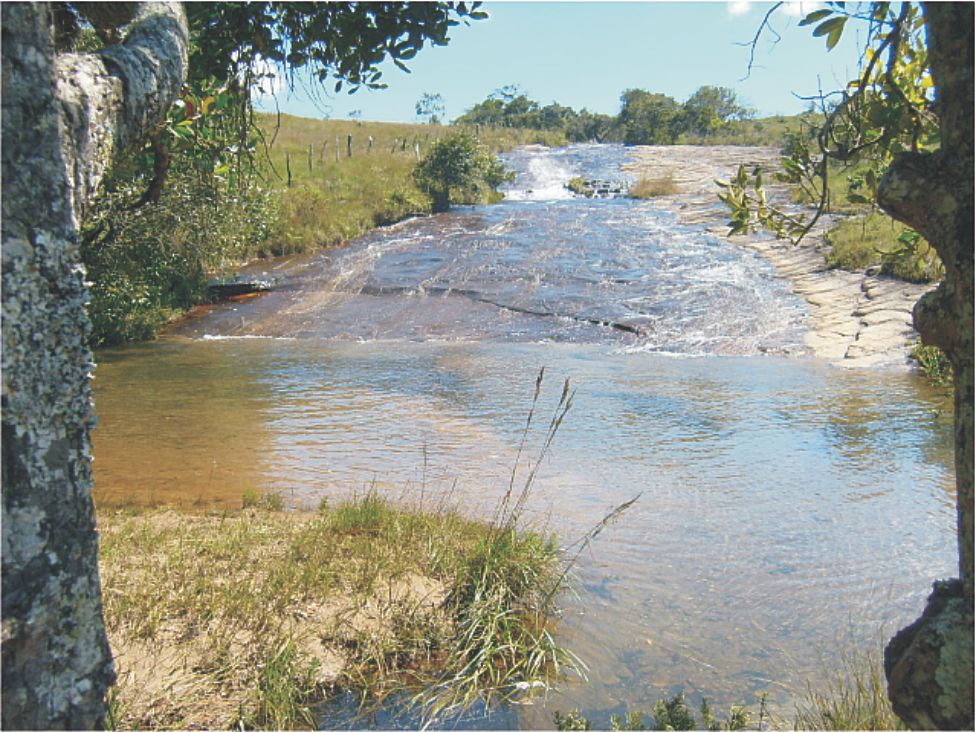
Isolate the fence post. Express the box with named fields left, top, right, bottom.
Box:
left=285, top=153, right=292, bottom=187
left=307, top=144, right=313, bottom=171
left=347, top=134, right=353, bottom=158
left=335, top=136, right=340, bottom=163
left=414, top=142, right=420, bottom=161
left=367, top=135, right=373, bottom=153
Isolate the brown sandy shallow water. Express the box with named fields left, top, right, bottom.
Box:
left=91, top=144, right=956, bottom=728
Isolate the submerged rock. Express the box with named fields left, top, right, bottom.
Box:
left=207, top=275, right=276, bottom=299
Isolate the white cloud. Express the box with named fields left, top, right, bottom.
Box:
left=781, top=1, right=823, bottom=18
left=727, top=1, right=752, bottom=17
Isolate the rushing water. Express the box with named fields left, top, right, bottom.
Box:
left=91, top=145, right=956, bottom=727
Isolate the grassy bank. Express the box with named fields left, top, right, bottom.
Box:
left=98, top=493, right=576, bottom=729
left=256, top=114, right=560, bottom=254
left=83, top=115, right=551, bottom=347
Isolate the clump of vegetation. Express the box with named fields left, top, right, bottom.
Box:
left=566, top=176, right=592, bottom=197
left=241, top=487, right=285, bottom=511
left=824, top=211, right=944, bottom=282
left=794, top=649, right=905, bottom=731
left=554, top=692, right=750, bottom=731
left=628, top=175, right=680, bottom=199
left=98, top=493, right=572, bottom=729
left=82, top=170, right=280, bottom=347
left=910, top=343, right=954, bottom=386
left=412, top=131, right=514, bottom=212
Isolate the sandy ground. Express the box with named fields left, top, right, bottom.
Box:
left=622, top=145, right=935, bottom=369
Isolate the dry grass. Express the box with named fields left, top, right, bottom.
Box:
left=628, top=174, right=680, bottom=199
left=99, top=492, right=573, bottom=729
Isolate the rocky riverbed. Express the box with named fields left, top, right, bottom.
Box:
left=623, top=145, right=935, bottom=369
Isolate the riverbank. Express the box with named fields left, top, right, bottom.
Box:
left=98, top=497, right=571, bottom=729
left=622, top=145, right=936, bottom=369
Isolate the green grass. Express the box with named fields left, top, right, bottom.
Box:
left=99, top=491, right=576, bottom=729
left=910, top=343, right=954, bottom=386
left=794, top=649, right=905, bottom=730
left=258, top=114, right=558, bottom=254
left=824, top=211, right=944, bottom=283
left=779, top=157, right=945, bottom=285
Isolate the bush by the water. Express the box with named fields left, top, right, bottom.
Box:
left=413, top=131, right=514, bottom=212
left=82, top=114, right=534, bottom=347
left=628, top=175, right=680, bottom=199
left=82, top=172, right=279, bottom=347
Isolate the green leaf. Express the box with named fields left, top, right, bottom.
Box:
left=813, top=16, right=846, bottom=38
left=799, top=9, right=833, bottom=26
left=826, top=24, right=845, bottom=50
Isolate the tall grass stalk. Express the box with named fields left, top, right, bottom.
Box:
left=793, top=648, right=904, bottom=730
left=418, top=369, right=582, bottom=723
left=416, top=370, right=642, bottom=726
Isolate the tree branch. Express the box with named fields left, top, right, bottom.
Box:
left=739, top=1, right=783, bottom=80
left=53, top=2, right=188, bottom=217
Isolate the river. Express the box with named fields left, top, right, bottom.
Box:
left=91, top=144, right=956, bottom=728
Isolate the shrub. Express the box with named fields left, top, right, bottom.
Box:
left=824, top=211, right=944, bottom=283
left=82, top=173, right=279, bottom=346
left=412, top=132, right=513, bottom=212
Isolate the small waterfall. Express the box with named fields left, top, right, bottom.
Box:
left=500, top=150, right=577, bottom=201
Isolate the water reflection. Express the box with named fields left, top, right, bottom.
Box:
left=91, top=339, right=956, bottom=725
left=91, top=143, right=956, bottom=727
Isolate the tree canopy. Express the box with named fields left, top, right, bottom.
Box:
left=454, top=84, right=751, bottom=145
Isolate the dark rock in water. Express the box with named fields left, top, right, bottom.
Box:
left=565, top=177, right=627, bottom=199
left=207, top=275, right=275, bottom=299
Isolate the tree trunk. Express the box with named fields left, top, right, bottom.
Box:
left=1, top=3, right=188, bottom=728
left=878, top=4, right=974, bottom=729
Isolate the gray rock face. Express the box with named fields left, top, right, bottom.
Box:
left=1, top=3, right=187, bottom=727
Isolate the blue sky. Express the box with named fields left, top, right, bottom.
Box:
left=257, top=2, right=867, bottom=123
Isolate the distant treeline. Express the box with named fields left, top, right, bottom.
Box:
left=454, top=85, right=813, bottom=146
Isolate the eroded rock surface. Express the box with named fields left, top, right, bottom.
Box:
left=622, top=145, right=935, bottom=369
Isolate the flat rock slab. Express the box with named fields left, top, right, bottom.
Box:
left=623, top=145, right=937, bottom=369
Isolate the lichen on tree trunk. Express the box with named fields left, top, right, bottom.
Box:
left=879, top=3, right=974, bottom=729
left=1, top=3, right=188, bottom=728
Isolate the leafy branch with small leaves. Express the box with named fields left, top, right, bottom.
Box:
left=719, top=2, right=937, bottom=247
